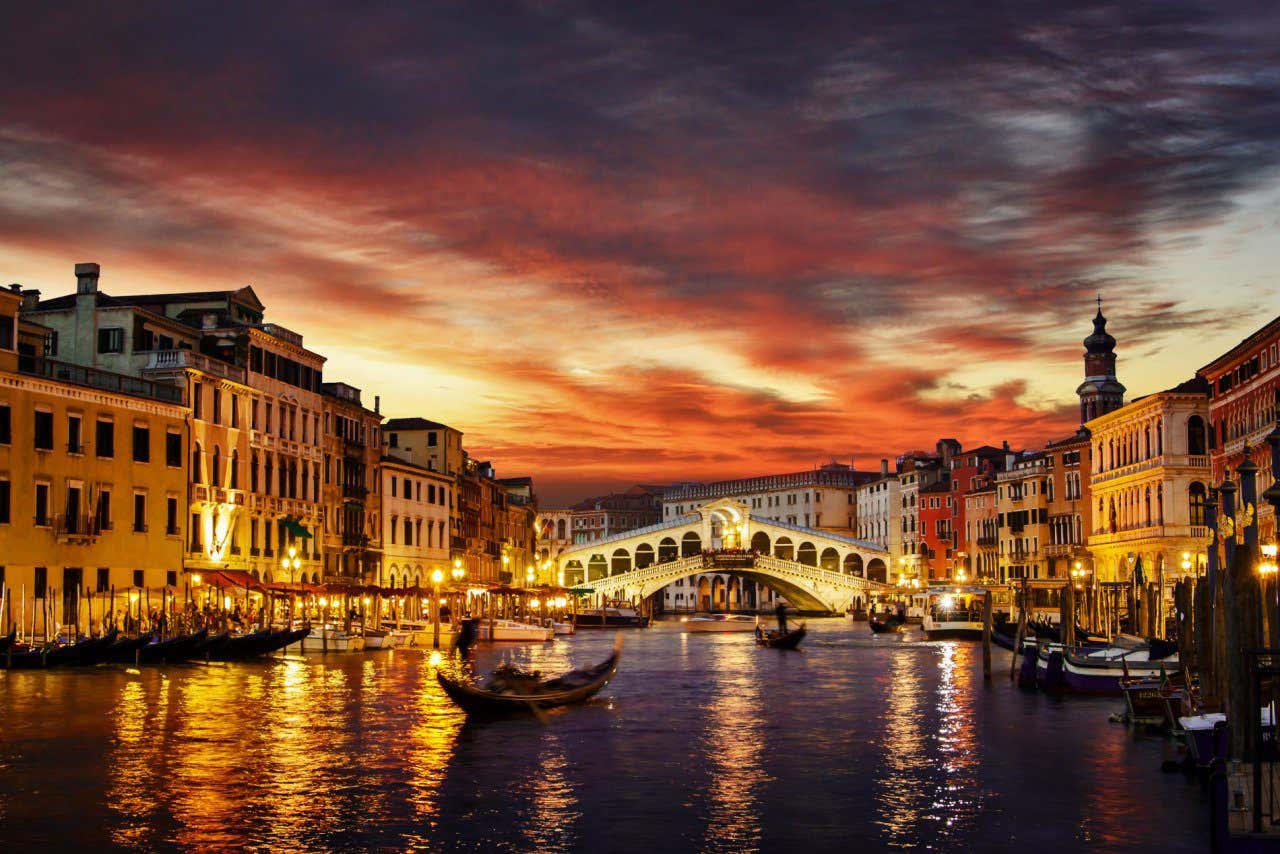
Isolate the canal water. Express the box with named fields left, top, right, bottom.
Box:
left=1, top=619, right=1206, bottom=852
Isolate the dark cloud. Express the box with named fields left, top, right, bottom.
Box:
left=2, top=0, right=1279, bottom=505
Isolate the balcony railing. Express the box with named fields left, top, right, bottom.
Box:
left=342, top=483, right=368, bottom=500
left=342, top=533, right=369, bottom=548
left=139, top=348, right=248, bottom=383
left=1093, top=453, right=1211, bottom=485
left=21, top=358, right=183, bottom=405
left=55, top=513, right=99, bottom=540
left=1088, top=524, right=1209, bottom=546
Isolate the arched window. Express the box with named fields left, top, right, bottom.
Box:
left=211, top=446, right=221, bottom=487
left=1188, top=415, right=1206, bottom=456
left=192, top=442, right=203, bottom=484
left=1189, top=482, right=1208, bottom=527
left=229, top=450, right=239, bottom=489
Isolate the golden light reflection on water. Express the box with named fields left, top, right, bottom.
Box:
left=700, top=637, right=771, bottom=853
left=107, top=674, right=171, bottom=848
left=404, top=653, right=466, bottom=837
left=931, top=642, right=979, bottom=833
left=522, top=732, right=582, bottom=852
left=875, top=648, right=929, bottom=844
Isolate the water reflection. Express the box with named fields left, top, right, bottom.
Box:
left=931, top=642, right=980, bottom=837
left=875, top=647, right=930, bottom=845
left=522, top=732, right=582, bottom=852
left=107, top=675, right=171, bottom=848
left=405, top=653, right=466, bottom=836
left=699, top=638, right=771, bottom=853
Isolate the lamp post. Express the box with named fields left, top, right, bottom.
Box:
left=431, top=568, right=444, bottom=649
left=281, top=544, right=302, bottom=624
left=1257, top=543, right=1278, bottom=647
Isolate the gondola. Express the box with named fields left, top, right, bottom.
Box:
left=436, top=639, right=622, bottom=715
left=0, top=628, right=16, bottom=653
left=869, top=614, right=906, bottom=634
left=209, top=629, right=277, bottom=661
left=135, top=628, right=209, bottom=664
left=258, top=626, right=310, bottom=655
left=756, top=623, right=806, bottom=649
left=104, top=633, right=155, bottom=664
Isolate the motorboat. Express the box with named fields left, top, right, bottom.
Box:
left=574, top=606, right=650, bottom=628
left=284, top=625, right=367, bottom=653
left=1035, top=638, right=1179, bottom=694
left=1179, top=706, right=1275, bottom=767
left=551, top=620, right=575, bottom=636
left=363, top=628, right=390, bottom=650
left=680, top=614, right=759, bottom=633
left=921, top=587, right=985, bottom=639
left=477, top=619, right=554, bottom=642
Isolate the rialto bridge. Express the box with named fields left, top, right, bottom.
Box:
left=554, top=499, right=892, bottom=613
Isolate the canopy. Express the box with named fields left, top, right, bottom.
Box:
left=568, top=586, right=595, bottom=595
left=281, top=518, right=312, bottom=538
left=203, top=569, right=266, bottom=592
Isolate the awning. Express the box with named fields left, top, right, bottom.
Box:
left=568, top=586, right=595, bottom=595
left=281, top=518, right=312, bottom=538
left=203, top=570, right=266, bottom=592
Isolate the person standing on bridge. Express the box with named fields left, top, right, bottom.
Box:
left=775, top=602, right=789, bottom=633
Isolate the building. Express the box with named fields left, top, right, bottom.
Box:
left=898, top=447, right=948, bottom=580
left=963, top=480, right=999, bottom=580
left=536, top=508, right=574, bottom=565
left=0, top=286, right=188, bottom=633
left=498, top=477, right=539, bottom=585
left=1077, top=300, right=1127, bottom=422
left=27, top=263, right=329, bottom=585
left=664, top=463, right=873, bottom=534
left=918, top=481, right=954, bottom=580
left=1086, top=377, right=1212, bottom=586
left=383, top=418, right=464, bottom=476
left=943, top=444, right=1013, bottom=579
left=572, top=485, right=664, bottom=545
left=995, top=452, right=1050, bottom=581
left=379, top=455, right=452, bottom=589
left=1198, top=315, right=1280, bottom=540
left=1042, top=430, right=1092, bottom=578
left=321, top=382, right=383, bottom=584
left=855, top=460, right=901, bottom=561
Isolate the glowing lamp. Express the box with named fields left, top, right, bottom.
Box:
left=190, top=573, right=202, bottom=586
left=431, top=569, right=444, bottom=585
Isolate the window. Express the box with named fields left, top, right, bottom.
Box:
left=132, top=425, right=150, bottom=462
left=96, top=419, right=114, bottom=458
left=404, top=518, right=413, bottom=545
left=166, top=431, right=182, bottom=467
left=0, top=404, right=8, bottom=444
left=96, top=568, right=109, bottom=593
left=0, top=478, right=8, bottom=523
left=0, top=314, right=13, bottom=350
left=44, top=331, right=57, bottom=357
left=34, top=566, right=47, bottom=598
left=192, top=381, right=203, bottom=419
left=389, top=432, right=398, bottom=448
left=166, top=497, right=178, bottom=535
left=34, top=410, right=53, bottom=450
left=190, top=513, right=201, bottom=551
left=167, top=570, right=177, bottom=587
left=67, top=414, right=82, bottom=454
left=132, top=569, right=144, bottom=588
left=212, top=389, right=222, bottom=424
left=97, top=327, right=124, bottom=353
left=133, top=493, right=147, bottom=533
left=34, top=483, right=49, bottom=526
left=428, top=431, right=438, bottom=447
left=230, top=394, right=239, bottom=428
left=96, top=490, right=111, bottom=531
left=391, top=477, right=397, bottom=498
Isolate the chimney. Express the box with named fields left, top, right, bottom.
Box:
left=1002, top=440, right=1010, bottom=452
left=880, top=458, right=889, bottom=477
left=75, top=262, right=100, bottom=295
left=20, top=288, right=40, bottom=312
left=374, top=394, right=381, bottom=414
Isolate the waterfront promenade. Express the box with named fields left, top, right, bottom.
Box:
left=1, top=620, right=1206, bottom=852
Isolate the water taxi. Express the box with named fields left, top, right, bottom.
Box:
left=680, top=614, right=758, bottom=633
left=921, top=587, right=986, bottom=639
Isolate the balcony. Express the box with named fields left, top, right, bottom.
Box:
left=342, top=532, right=369, bottom=548
left=342, top=483, right=368, bottom=500
left=55, top=513, right=99, bottom=542
left=20, top=357, right=183, bottom=405
left=1093, top=454, right=1211, bottom=485
left=139, top=348, right=247, bottom=384
left=976, top=536, right=997, bottom=546
left=1042, top=543, right=1084, bottom=558
left=1088, top=524, right=1209, bottom=547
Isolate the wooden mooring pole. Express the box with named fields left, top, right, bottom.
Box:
left=982, top=590, right=992, bottom=680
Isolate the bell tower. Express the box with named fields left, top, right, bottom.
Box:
left=1076, top=296, right=1125, bottom=423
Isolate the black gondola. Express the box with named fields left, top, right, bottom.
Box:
left=209, top=629, right=276, bottom=661
left=0, top=628, right=16, bottom=653
left=135, top=628, right=210, bottom=664
left=869, top=614, right=906, bottom=634
left=756, top=624, right=806, bottom=649
left=437, top=639, right=622, bottom=715
left=104, top=633, right=155, bottom=664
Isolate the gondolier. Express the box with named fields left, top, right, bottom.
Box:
left=775, top=602, right=788, bottom=633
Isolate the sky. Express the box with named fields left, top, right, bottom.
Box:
left=3, top=1, right=1280, bottom=506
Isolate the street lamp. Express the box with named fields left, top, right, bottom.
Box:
left=452, top=558, right=465, bottom=584
left=282, top=544, right=301, bottom=583
left=526, top=565, right=535, bottom=586
left=431, top=568, right=444, bottom=649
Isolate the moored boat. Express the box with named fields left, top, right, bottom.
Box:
left=574, top=606, right=649, bottom=628
left=436, top=639, right=622, bottom=715
left=869, top=614, right=906, bottom=634
left=680, top=614, right=758, bottom=633
left=477, top=618, right=553, bottom=642
left=921, top=587, right=985, bottom=639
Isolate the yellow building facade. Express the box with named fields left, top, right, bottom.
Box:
left=0, top=288, right=187, bottom=636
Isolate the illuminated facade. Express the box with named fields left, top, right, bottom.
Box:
left=0, top=286, right=187, bottom=632
left=379, top=455, right=452, bottom=588
left=855, top=462, right=901, bottom=557
left=1085, top=379, right=1212, bottom=586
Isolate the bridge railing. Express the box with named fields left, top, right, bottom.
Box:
left=586, top=555, right=705, bottom=593
left=752, top=517, right=885, bottom=551
left=753, top=554, right=891, bottom=592
left=562, top=514, right=701, bottom=557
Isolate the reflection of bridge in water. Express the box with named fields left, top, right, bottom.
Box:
left=555, top=499, right=892, bottom=613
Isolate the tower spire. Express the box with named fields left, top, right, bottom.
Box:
left=1076, top=297, right=1125, bottom=424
